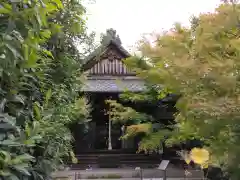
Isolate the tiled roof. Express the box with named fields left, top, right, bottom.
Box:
left=81, top=29, right=145, bottom=93
left=82, top=78, right=146, bottom=92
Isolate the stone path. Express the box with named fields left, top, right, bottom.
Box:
left=52, top=168, right=204, bottom=180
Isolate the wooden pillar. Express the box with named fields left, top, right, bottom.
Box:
left=108, top=118, right=112, bottom=150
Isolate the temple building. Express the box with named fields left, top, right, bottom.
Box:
left=70, top=29, right=177, bottom=169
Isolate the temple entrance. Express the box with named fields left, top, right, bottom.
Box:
left=70, top=92, right=123, bottom=154
left=91, top=92, right=122, bottom=150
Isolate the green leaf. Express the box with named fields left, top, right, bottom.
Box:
left=50, top=23, right=63, bottom=34
left=12, top=30, right=24, bottom=43
left=25, top=123, right=31, bottom=137
left=23, top=44, right=29, bottom=61
left=23, top=139, right=34, bottom=146
left=35, top=9, right=42, bottom=27
left=31, top=121, right=41, bottom=136
left=14, top=154, right=34, bottom=163
left=42, top=49, right=53, bottom=58
left=45, top=3, right=58, bottom=12
left=45, top=89, right=52, bottom=106
left=39, top=8, right=47, bottom=26
left=0, top=7, right=11, bottom=14
left=22, top=48, right=39, bottom=68
left=5, top=43, right=23, bottom=60
left=12, top=164, right=31, bottom=176
left=0, top=3, right=12, bottom=14
left=52, top=0, right=63, bottom=9
left=40, top=30, right=51, bottom=39
left=29, top=134, right=42, bottom=141
left=0, top=150, right=11, bottom=164
left=0, top=170, right=11, bottom=177
left=33, top=102, right=41, bottom=121
left=0, top=140, right=20, bottom=146
left=0, top=98, right=6, bottom=112
left=11, top=94, right=25, bottom=104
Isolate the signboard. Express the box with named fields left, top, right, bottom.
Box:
left=158, top=160, right=170, bottom=170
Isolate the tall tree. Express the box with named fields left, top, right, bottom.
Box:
left=118, top=2, right=240, bottom=179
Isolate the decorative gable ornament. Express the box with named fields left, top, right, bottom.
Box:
left=101, top=28, right=122, bottom=46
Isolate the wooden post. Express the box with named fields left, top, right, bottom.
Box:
left=108, top=118, right=112, bottom=150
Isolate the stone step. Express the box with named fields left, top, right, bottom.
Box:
left=71, top=154, right=164, bottom=169
left=70, top=153, right=187, bottom=170
left=76, top=153, right=162, bottom=159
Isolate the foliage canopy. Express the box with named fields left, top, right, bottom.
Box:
left=108, top=2, right=240, bottom=179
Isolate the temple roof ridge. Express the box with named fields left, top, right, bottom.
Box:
left=83, top=28, right=130, bottom=66
left=101, top=28, right=122, bottom=46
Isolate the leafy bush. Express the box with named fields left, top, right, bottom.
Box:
left=0, top=0, right=93, bottom=179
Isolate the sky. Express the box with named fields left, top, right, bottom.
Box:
left=84, top=0, right=220, bottom=52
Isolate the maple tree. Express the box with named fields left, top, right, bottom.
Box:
left=108, top=1, right=240, bottom=179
